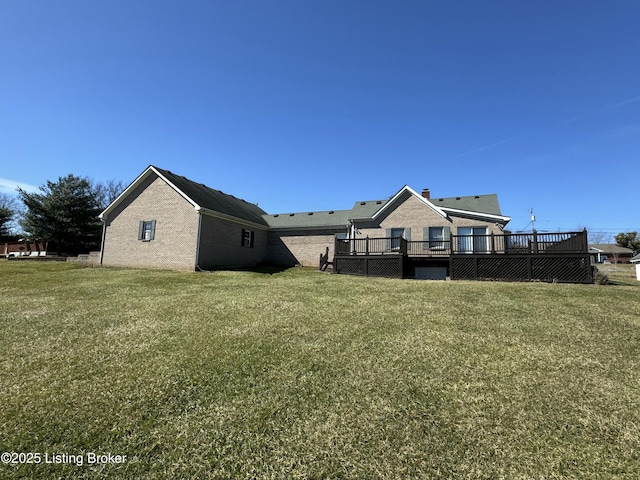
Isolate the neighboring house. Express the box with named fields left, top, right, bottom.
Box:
left=1, top=238, right=51, bottom=257
left=99, top=165, right=511, bottom=273
left=588, top=244, right=634, bottom=264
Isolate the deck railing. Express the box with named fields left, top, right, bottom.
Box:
left=335, top=230, right=588, bottom=257
left=335, top=237, right=409, bottom=256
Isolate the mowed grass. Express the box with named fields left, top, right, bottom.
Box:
left=0, top=262, right=638, bottom=479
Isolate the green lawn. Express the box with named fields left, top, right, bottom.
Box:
left=1, top=262, right=638, bottom=479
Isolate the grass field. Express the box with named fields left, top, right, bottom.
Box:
left=1, top=262, right=638, bottom=479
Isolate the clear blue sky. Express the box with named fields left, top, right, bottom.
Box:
left=1, top=1, right=638, bottom=239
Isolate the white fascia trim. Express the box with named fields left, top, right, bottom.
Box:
left=440, top=207, right=511, bottom=223
left=99, top=165, right=199, bottom=220
left=197, top=207, right=269, bottom=231
left=371, top=185, right=449, bottom=221
left=151, top=166, right=200, bottom=209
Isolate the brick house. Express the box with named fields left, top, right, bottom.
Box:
left=99, top=165, right=511, bottom=276
left=588, top=244, right=634, bottom=264
left=100, top=166, right=269, bottom=270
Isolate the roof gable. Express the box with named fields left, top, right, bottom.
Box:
left=100, top=166, right=268, bottom=227
left=348, top=187, right=510, bottom=224
left=371, top=186, right=449, bottom=221
left=264, top=185, right=511, bottom=228
left=153, top=167, right=268, bottom=226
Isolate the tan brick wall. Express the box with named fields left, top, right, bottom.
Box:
left=267, top=229, right=339, bottom=267
left=101, top=174, right=199, bottom=270
left=358, top=194, right=504, bottom=241
left=197, top=214, right=268, bottom=269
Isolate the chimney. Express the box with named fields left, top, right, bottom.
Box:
left=421, top=188, right=430, bottom=199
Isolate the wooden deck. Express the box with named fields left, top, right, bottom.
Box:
left=335, top=230, right=589, bottom=258
left=333, top=230, right=592, bottom=283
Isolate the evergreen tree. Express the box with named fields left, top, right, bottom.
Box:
left=0, top=193, right=20, bottom=237
left=0, top=206, right=12, bottom=237
left=18, top=174, right=103, bottom=255
left=614, top=231, right=640, bottom=255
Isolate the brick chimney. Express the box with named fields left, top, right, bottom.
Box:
left=421, top=188, right=430, bottom=199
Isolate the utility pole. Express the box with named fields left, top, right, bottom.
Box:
left=530, top=208, right=538, bottom=253
left=530, top=208, right=536, bottom=233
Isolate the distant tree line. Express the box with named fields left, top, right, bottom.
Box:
left=1, top=175, right=124, bottom=255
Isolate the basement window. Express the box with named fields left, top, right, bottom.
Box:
left=138, top=220, right=156, bottom=241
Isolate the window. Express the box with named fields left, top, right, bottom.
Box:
left=425, top=226, right=450, bottom=250
left=386, top=227, right=410, bottom=250
left=241, top=229, right=255, bottom=248
left=138, top=220, right=156, bottom=241
left=457, top=226, right=488, bottom=253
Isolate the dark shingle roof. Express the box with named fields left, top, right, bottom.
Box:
left=154, top=166, right=269, bottom=226
left=431, top=194, right=503, bottom=216
left=264, top=192, right=505, bottom=228
left=349, top=199, right=389, bottom=219
left=588, top=244, right=634, bottom=254
left=264, top=209, right=352, bottom=229
left=146, top=167, right=506, bottom=229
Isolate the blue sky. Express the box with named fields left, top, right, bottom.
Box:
left=1, top=1, right=638, bottom=239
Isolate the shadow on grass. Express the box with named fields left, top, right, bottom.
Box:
left=197, top=263, right=302, bottom=275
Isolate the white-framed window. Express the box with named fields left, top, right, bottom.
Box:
left=386, top=227, right=410, bottom=250
left=457, top=226, right=488, bottom=253
left=241, top=229, right=255, bottom=248
left=425, top=226, right=450, bottom=250
left=138, top=220, right=156, bottom=241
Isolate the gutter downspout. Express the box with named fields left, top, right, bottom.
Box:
left=99, top=215, right=107, bottom=266
left=194, top=210, right=203, bottom=271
